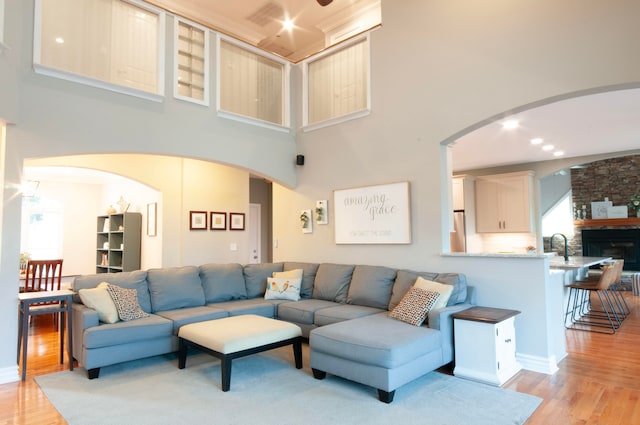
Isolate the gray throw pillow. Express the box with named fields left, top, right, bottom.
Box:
left=347, top=265, right=397, bottom=309
left=243, top=263, right=284, bottom=298
left=199, top=263, right=247, bottom=303
left=312, top=263, right=355, bottom=303
left=147, top=266, right=205, bottom=312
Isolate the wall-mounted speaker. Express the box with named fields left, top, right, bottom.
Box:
left=296, top=155, right=305, bottom=166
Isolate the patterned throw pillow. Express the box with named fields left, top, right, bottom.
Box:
left=389, top=287, right=440, bottom=326
left=106, top=284, right=150, bottom=321
left=264, top=277, right=302, bottom=301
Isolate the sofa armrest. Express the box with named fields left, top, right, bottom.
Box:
left=72, top=302, right=100, bottom=329
left=427, top=303, right=474, bottom=364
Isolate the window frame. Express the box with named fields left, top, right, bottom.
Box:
left=174, top=17, right=209, bottom=106
left=216, top=34, right=290, bottom=132
left=302, top=33, right=372, bottom=132
left=33, top=0, right=166, bottom=102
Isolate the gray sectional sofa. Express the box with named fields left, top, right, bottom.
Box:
left=71, top=262, right=474, bottom=401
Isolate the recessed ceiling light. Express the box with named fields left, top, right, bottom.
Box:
left=502, top=119, right=519, bottom=130
left=55, top=37, right=64, bottom=44
left=542, top=145, right=554, bottom=151
left=283, top=19, right=294, bottom=31
left=530, top=138, right=543, bottom=145
left=553, top=151, right=564, bottom=157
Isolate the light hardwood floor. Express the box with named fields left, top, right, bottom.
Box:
left=3, top=294, right=640, bottom=424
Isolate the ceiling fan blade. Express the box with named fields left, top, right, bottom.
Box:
left=317, top=0, right=333, bottom=6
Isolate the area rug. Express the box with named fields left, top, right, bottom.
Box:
left=36, top=347, right=541, bottom=425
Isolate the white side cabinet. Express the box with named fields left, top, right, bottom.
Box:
left=452, top=307, right=522, bottom=386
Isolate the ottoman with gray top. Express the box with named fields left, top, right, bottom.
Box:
left=178, top=314, right=302, bottom=391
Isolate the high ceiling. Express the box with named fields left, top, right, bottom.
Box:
left=148, top=0, right=381, bottom=62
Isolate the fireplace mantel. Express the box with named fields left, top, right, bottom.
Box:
left=574, top=217, right=640, bottom=227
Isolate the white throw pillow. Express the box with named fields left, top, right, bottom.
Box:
left=264, top=277, right=302, bottom=301
left=273, top=268, right=304, bottom=280
left=413, top=277, right=454, bottom=311
left=78, top=282, right=120, bottom=324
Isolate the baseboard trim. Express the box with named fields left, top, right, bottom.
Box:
left=517, top=352, right=561, bottom=375
left=0, top=365, right=20, bottom=384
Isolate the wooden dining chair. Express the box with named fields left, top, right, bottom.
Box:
left=23, top=259, right=64, bottom=327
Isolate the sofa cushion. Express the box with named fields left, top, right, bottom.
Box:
left=389, top=287, right=440, bottom=326
left=265, top=277, right=302, bottom=301
left=314, top=304, right=385, bottom=326
left=154, top=306, right=228, bottom=335
left=312, top=263, right=355, bottom=303
left=283, top=262, right=319, bottom=299
left=277, top=299, right=340, bottom=325
left=199, top=263, right=247, bottom=302
left=208, top=299, right=276, bottom=318
left=434, top=273, right=468, bottom=306
left=83, top=314, right=173, bottom=349
left=243, top=263, right=284, bottom=298
left=347, top=265, right=397, bottom=309
left=106, top=284, right=151, bottom=321
left=388, top=269, right=438, bottom=311
left=310, top=312, right=442, bottom=369
left=147, top=266, right=205, bottom=312
left=73, top=270, right=151, bottom=313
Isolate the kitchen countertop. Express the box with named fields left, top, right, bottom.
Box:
left=547, top=256, right=612, bottom=269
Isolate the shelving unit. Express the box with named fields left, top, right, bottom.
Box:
left=96, top=213, right=142, bottom=273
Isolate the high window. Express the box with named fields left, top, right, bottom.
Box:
left=34, top=0, right=165, bottom=100
left=21, top=196, right=64, bottom=261
left=217, top=37, right=288, bottom=129
left=304, top=36, right=370, bottom=129
left=175, top=18, right=208, bottom=105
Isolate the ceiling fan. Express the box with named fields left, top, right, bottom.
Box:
left=317, top=0, right=333, bottom=6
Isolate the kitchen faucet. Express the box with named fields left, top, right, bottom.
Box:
left=550, top=233, right=569, bottom=261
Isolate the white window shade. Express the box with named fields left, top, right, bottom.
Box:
left=218, top=39, right=285, bottom=127
left=307, top=38, right=369, bottom=126
left=35, top=0, right=163, bottom=97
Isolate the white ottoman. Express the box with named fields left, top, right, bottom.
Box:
left=178, top=314, right=303, bottom=391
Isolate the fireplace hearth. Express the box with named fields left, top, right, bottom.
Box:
left=581, top=229, right=640, bottom=270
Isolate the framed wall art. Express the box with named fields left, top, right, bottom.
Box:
left=189, top=211, right=207, bottom=230
left=229, top=212, right=245, bottom=230
left=333, top=181, right=411, bottom=244
left=210, top=212, right=227, bottom=230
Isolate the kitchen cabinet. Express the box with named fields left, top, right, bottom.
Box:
left=452, top=176, right=465, bottom=210
left=475, top=171, right=534, bottom=233
left=452, top=307, right=522, bottom=386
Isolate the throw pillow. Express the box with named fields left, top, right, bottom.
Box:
left=273, top=268, right=303, bottom=280
left=264, top=277, right=302, bottom=301
left=78, top=282, right=120, bottom=324
left=389, top=287, right=440, bottom=326
left=106, top=284, right=150, bottom=321
left=413, top=276, right=454, bottom=310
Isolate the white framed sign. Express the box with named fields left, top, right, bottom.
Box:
left=333, top=181, right=411, bottom=244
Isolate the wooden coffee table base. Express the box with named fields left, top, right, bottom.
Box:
left=177, top=316, right=303, bottom=392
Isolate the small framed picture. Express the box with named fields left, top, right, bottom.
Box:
left=210, top=212, right=227, bottom=230
left=189, top=211, right=207, bottom=230
left=229, top=212, right=245, bottom=230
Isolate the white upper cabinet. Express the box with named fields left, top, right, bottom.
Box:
left=475, top=171, right=535, bottom=233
